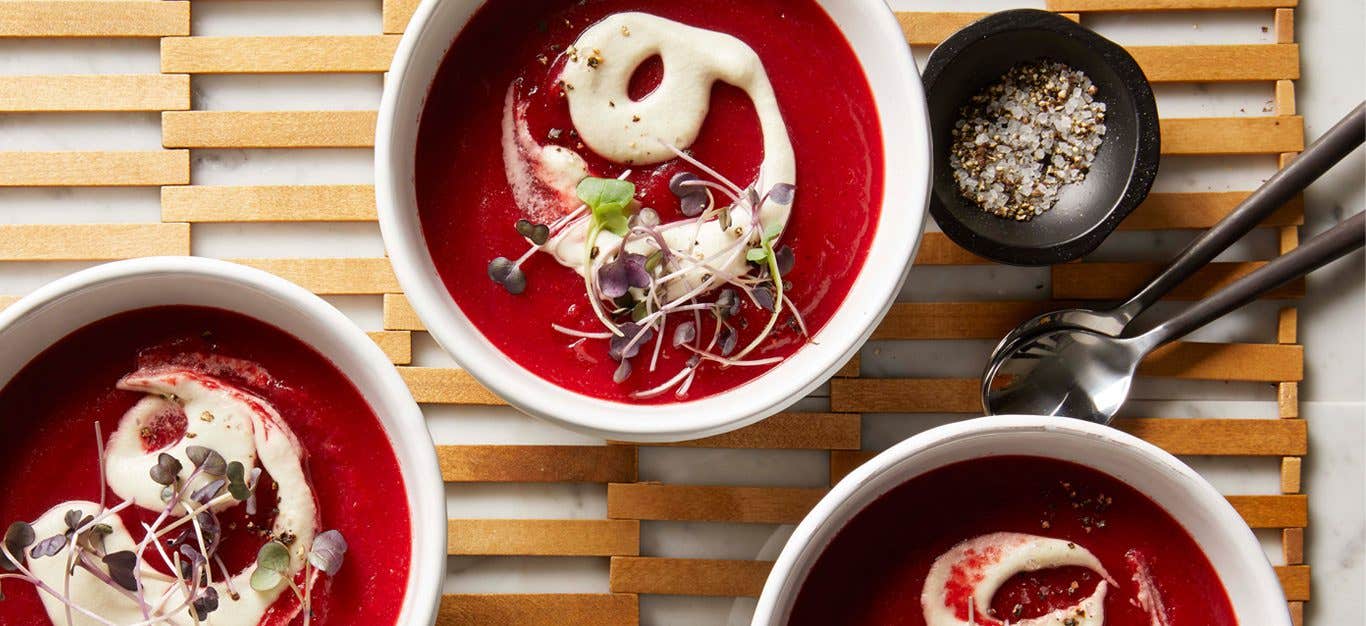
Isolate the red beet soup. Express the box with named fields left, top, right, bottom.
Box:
left=0, top=306, right=409, bottom=625
left=791, top=456, right=1236, bottom=625
left=416, top=0, right=883, bottom=403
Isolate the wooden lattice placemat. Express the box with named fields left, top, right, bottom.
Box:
left=0, top=0, right=1311, bottom=624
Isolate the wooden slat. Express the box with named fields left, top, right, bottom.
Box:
left=441, top=445, right=636, bottom=483
left=836, top=352, right=861, bottom=378
left=1275, top=80, right=1297, bottom=116
left=1282, top=527, right=1304, bottom=564
left=897, top=14, right=1297, bottom=83
left=383, top=0, right=421, bottom=35
left=611, top=557, right=771, bottom=597
left=832, top=344, right=1295, bottom=412
left=873, top=301, right=1059, bottom=340
left=0, top=75, right=189, bottom=112
left=830, top=378, right=980, bottom=414
left=383, top=293, right=425, bottom=331
left=1228, top=494, right=1307, bottom=528
left=1136, top=45, right=1299, bottom=82
left=0, top=1, right=189, bottom=38
left=1162, top=116, right=1304, bottom=155
left=1116, top=418, right=1306, bottom=455
left=914, top=233, right=990, bottom=265
left=162, top=185, right=377, bottom=223
left=1277, top=565, right=1310, bottom=601
left=829, top=451, right=877, bottom=484
left=399, top=367, right=505, bottom=405
left=161, top=35, right=399, bottom=74
left=1278, top=382, right=1300, bottom=418
left=0, top=224, right=188, bottom=261
left=1281, top=457, right=1302, bottom=493
left=1275, top=8, right=1295, bottom=44
left=898, top=12, right=992, bottom=46
left=0, top=151, right=188, bottom=187
left=1138, top=342, right=1303, bottom=382
left=439, top=594, right=637, bottom=626
left=1048, top=0, right=1294, bottom=10
left=608, top=484, right=824, bottom=524
left=226, top=257, right=399, bottom=295
left=1120, top=191, right=1303, bottom=230
left=1053, top=262, right=1304, bottom=300
left=162, top=111, right=376, bottom=149
left=627, top=413, right=860, bottom=450
left=368, top=330, right=411, bottom=365
left=447, top=519, right=639, bottom=556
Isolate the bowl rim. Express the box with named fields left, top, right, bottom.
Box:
left=376, top=0, right=932, bottom=442
left=0, top=256, right=447, bottom=626
left=922, top=8, right=1161, bottom=266
left=751, top=414, right=1291, bottom=625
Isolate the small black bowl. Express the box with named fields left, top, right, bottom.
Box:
left=923, top=9, right=1160, bottom=266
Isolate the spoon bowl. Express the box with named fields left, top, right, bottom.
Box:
left=983, top=327, right=1143, bottom=424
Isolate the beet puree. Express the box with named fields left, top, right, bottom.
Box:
left=0, top=306, right=410, bottom=625
left=416, top=0, right=883, bottom=403
left=790, top=456, right=1236, bottom=625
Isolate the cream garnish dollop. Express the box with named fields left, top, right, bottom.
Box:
left=921, top=532, right=1116, bottom=626
left=502, top=12, right=795, bottom=296
left=26, top=367, right=317, bottom=625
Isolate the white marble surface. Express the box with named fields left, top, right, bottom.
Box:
left=0, top=0, right=1361, bottom=624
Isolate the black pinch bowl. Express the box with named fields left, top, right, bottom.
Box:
left=922, top=9, right=1161, bottom=266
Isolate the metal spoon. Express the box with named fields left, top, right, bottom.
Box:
left=987, top=102, right=1365, bottom=365
left=983, top=210, right=1365, bottom=423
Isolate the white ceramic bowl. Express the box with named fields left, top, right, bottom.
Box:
left=752, top=415, right=1291, bottom=625
left=376, top=0, right=931, bottom=442
left=0, top=257, right=446, bottom=626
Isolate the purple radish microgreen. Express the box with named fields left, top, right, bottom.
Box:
left=186, top=445, right=226, bottom=476
left=598, top=253, right=651, bottom=298
left=193, top=586, right=219, bottom=620
left=101, top=551, right=139, bottom=591
left=148, top=453, right=182, bottom=486
left=672, top=321, right=697, bottom=347
left=669, top=172, right=708, bottom=217
left=307, top=530, right=347, bottom=577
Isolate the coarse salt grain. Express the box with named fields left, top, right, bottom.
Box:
left=949, top=60, right=1107, bottom=221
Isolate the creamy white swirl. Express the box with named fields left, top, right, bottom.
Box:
left=502, top=12, right=795, bottom=297
left=921, top=532, right=1115, bottom=626
left=26, top=367, right=317, bottom=625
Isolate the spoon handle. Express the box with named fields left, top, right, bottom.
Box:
left=1138, top=211, right=1365, bottom=350
left=1115, top=101, right=1365, bottom=322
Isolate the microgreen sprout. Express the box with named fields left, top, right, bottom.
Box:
left=0, top=420, right=322, bottom=625
left=485, top=147, right=808, bottom=399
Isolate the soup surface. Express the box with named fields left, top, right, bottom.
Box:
left=416, top=0, right=884, bottom=403
left=0, top=306, right=410, bottom=625
left=791, top=456, right=1236, bottom=626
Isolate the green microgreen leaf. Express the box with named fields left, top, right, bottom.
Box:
left=226, top=461, right=250, bottom=501
left=256, top=541, right=289, bottom=573
left=249, top=566, right=282, bottom=592
left=577, top=177, right=635, bottom=237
